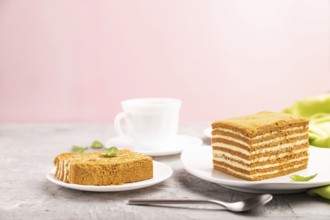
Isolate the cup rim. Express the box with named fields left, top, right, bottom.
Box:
left=121, top=98, right=181, bottom=107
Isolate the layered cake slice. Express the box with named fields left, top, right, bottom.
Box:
left=54, top=150, right=153, bottom=185
left=212, top=111, right=309, bottom=181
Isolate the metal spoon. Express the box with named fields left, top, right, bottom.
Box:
left=128, top=194, right=273, bottom=212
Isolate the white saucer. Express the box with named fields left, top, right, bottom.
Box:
left=203, top=126, right=212, bottom=138
left=46, top=160, right=172, bottom=192
left=106, top=135, right=203, bottom=156
left=181, top=145, right=330, bottom=194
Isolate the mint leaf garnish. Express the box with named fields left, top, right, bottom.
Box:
left=91, top=140, right=104, bottom=149
left=72, top=145, right=88, bottom=154
left=103, top=146, right=119, bottom=157
left=290, top=173, right=318, bottom=182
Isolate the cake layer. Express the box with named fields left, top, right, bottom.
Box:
left=54, top=150, right=153, bottom=185
left=212, top=122, right=308, bottom=138
left=212, top=127, right=308, bottom=144
left=214, top=163, right=307, bottom=181
left=70, top=160, right=152, bottom=185
left=213, top=133, right=308, bottom=149
left=213, top=149, right=308, bottom=166
left=212, top=140, right=309, bottom=157
left=213, top=158, right=308, bottom=174
left=212, top=133, right=308, bottom=151
left=212, top=125, right=308, bottom=138
left=213, top=154, right=308, bottom=171
left=212, top=111, right=309, bottom=138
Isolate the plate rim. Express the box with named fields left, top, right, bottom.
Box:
left=180, top=145, right=330, bottom=192
left=107, top=134, right=203, bottom=156
left=46, top=160, right=173, bottom=192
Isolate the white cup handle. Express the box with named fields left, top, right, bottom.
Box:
left=114, top=112, right=127, bottom=137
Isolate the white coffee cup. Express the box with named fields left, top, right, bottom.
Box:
left=114, top=98, right=182, bottom=150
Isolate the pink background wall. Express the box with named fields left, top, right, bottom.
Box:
left=0, top=0, right=329, bottom=122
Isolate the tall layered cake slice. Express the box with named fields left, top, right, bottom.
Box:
left=212, top=111, right=309, bottom=181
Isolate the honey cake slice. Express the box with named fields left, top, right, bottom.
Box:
left=54, top=150, right=153, bottom=185
left=212, top=111, right=309, bottom=181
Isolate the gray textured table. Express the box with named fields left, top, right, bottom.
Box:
left=1, top=124, right=330, bottom=220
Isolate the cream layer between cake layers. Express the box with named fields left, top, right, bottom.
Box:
left=211, top=111, right=309, bottom=181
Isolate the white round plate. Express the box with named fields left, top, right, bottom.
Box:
left=106, top=135, right=203, bottom=156
left=203, top=127, right=212, bottom=138
left=46, top=161, right=172, bottom=192
left=181, top=145, right=330, bottom=194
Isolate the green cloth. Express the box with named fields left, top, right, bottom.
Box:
left=284, top=94, right=330, bottom=148
left=307, top=185, right=330, bottom=200
left=285, top=94, right=330, bottom=200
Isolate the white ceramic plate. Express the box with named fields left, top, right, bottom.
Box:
left=181, top=145, right=330, bottom=194
left=106, top=135, right=203, bottom=157
left=46, top=161, right=173, bottom=192
left=203, top=127, right=212, bottom=138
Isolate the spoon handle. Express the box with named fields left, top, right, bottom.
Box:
left=130, top=199, right=208, bottom=204
left=128, top=199, right=224, bottom=207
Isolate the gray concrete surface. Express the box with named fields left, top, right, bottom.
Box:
left=0, top=123, right=329, bottom=219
